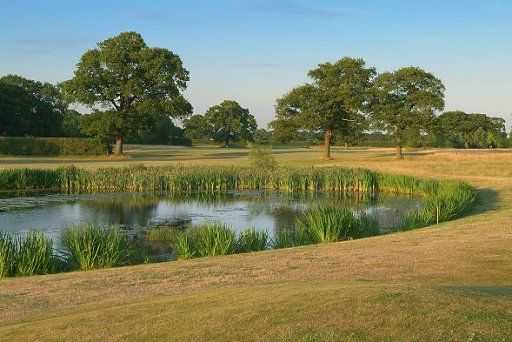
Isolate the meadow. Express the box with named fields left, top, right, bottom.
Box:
left=0, top=145, right=511, bottom=341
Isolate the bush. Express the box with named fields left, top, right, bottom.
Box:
left=248, top=144, right=277, bottom=170
left=0, top=137, right=106, bottom=155
left=62, top=225, right=129, bottom=271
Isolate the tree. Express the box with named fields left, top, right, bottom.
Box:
left=370, top=67, right=445, bottom=158
left=0, top=75, right=65, bottom=136
left=204, top=100, right=257, bottom=146
left=253, top=128, right=272, bottom=145
left=63, top=32, right=192, bottom=154
left=183, top=114, right=209, bottom=140
left=275, top=57, right=376, bottom=159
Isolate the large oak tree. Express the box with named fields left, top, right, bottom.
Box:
left=275, top=57, right=376, bottom=159
left=370, top=67, right=445, bottom=158
left=63, top=32, right=192, bottom=154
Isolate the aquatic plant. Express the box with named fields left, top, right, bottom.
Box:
left=295, top=207, right=379, bottom=244
left=14, top=231, right=53, bottom=276
left=236, top=228, right=269, bottom=253
left=0, top=232, right=15, bottom=278
left=175, top=224, right=236, bottom=259
left=62, top=224, right=128, bottom=271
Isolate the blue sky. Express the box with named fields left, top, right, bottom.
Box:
left=1, top=0, right=511, bottom=128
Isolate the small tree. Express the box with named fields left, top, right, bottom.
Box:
left=275, top=57, right=376, bottom=159
left=370, top=67, right=445, bottom=158
left=63, top=32, right=192, bottom=154
left=204, top=100, right=257, bottom=147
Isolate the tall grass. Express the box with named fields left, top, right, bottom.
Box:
left=14, top=232, right=53, bottom=276
left=62, top=225, right=128, bottom=271
left=0, top=232, right=15, bottom=278
left=176, top=224, right=236, bottom=259
left=295, top=207, right=379, bottom=244
left=0, top=231, right=53, bottom=278
left=236, top=228, right=269, bottom=253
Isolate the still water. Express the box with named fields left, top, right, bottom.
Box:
left=0, top=191, right=420, bottom=245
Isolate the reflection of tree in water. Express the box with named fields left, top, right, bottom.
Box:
left=272, top=206, right=302, bottom=234
left=82, top=194, right=160, bottom=227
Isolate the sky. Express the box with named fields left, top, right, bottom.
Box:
left=1, top=0, right=511, bottom=128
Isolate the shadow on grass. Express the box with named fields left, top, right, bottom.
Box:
left=438, top=285, right=512, bottom=298
left=469, top=187, right=500, bottom=215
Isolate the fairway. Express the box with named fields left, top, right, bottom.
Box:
left=1, top=146, right=511, bottom=341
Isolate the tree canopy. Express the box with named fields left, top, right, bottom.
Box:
left=0, top=75, right=66, bottom=137
left=275, top=57, right=376, bottom=159
left=63, top=31, right=192, bottom=154
left=203, top=100, right=257, bottom=146
left=370, top=67, right=445, bottom=158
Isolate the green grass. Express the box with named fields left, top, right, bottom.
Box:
left=61, top=225, right=129, bottom=271
left=0, top=146, right=510, bottom=340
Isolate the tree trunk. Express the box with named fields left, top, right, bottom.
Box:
left=324, top=129, right=333, bottom=160
left=396, top=144, right=403, bottom=159
left=114, top=136, right=124, bottom=155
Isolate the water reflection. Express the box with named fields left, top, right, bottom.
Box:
left=0, top=191, right=420, bottom=246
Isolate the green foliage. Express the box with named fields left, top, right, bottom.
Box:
left=296, top=207, right=378, bottom=243
left=371, top=67, right=445, bottom=157
left=62, top=225, right=129, bottom=271
left=398, top=182, right=476, bottom=230
left=0, top=232, right=15, bottom=278
left=433, top=111, right=508, bottom=149
left=175, top=224, right=236, bottom=259
left=204, top=100, right=257, bottom=146
left=272, top=230, right=299, bottom=249
left=236, top=228, right=269, bottom=253
left=63, top=32, right=192, bottom=154
left=275, top=57, right=376, bottom=158
left=0, top=74, right=65, bottom=137
left=183, top=114, right=210, bottom=140
left=0, top=137, right=106, bottom=156
left=14, top=232, right=53, bottom=276
left=0, top=232, right=53, bottom=278
left=248, top=144, right=277, bottom=170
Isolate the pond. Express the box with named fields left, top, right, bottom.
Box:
left=0, top=191, right=420, bottom=249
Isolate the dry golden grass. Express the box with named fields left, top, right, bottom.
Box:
left=0, top=145, right=511, bottom=341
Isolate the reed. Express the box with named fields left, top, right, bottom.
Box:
left=62, top=225, right=128, bottom=271
left=296, top=207, right=379, bottom=244
left=175, top=224, right=236, bottom=259
left=14, top=232, right=53, bottom=276
left=0, top=232, right=15, bottom=278
left=236, top=228, right=269, bottom=253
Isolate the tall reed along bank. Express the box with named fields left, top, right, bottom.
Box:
left=0, top=166, right=476, bottom=279
left=0, top=165, right=476, bottom=228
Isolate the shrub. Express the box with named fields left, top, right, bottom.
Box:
left=236, top=228, right=269, bottom=253
left=248, top=144, right=277, bottom=170
left=0, top=137, right=106, bottom=156
left=62, top=225, right=128, bottom=271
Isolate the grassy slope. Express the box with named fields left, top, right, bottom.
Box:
left=1, top=146, right=512, bottom=341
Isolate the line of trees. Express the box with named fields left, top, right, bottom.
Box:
left=1, top=32, right=509, bottom=157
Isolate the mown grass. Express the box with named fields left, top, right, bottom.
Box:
left=0, top=147, right=510, bottom=341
